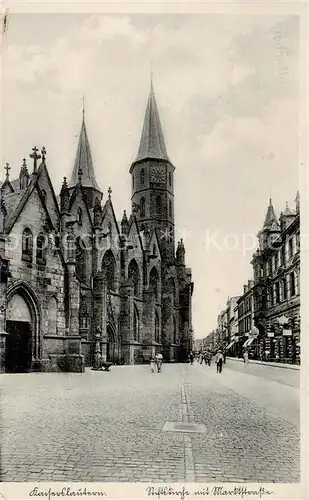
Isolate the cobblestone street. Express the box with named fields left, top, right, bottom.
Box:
left=0, top=360, right=300, bottom=483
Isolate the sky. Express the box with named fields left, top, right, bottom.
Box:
left=1, top=13, right=300, bottom=337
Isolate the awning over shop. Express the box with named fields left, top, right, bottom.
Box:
left=243, top=338, right=255, bottom=348
left=226, top=341, right=235, bottom=350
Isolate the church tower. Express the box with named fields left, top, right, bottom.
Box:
left=130, top=81, right=175, bottom=261
left=68, top=110, right=102, bottom=209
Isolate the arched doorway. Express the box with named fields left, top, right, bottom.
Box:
left=106, top=324, right=116, bottom=363
left=6, top=293, right=33, bottom=373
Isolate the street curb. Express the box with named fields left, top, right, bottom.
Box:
left=226, top=357, right=300, bottom=371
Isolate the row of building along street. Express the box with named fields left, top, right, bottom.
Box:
left=196, top=195, right=300, bottom=364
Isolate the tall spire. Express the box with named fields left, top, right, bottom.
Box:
left=68, top=111, right=100, bottom=191
left=263, top=198, right=280, bottom=230
left=135, top=81, right=169, bottom=163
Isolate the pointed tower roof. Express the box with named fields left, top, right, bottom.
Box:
left=135, top=81, right=169, bottom=163
left=282, top=201, right=293, bottom=216
left=68, top=112, right=101, bottom=191
left=263, top=198, right=280, bottom=230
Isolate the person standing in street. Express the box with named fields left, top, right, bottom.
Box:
left=243, top=350, right=249, bottom=365
left=199, top=352, right=204, bottom=364
left=215, top=350, right=224, bottom=373
left=189, top=351, right=194, bottom=365
left=223, top=350, right=227, bottom=364
left=155, top=352, right=163, bottom=372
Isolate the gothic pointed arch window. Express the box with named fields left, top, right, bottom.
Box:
left=156, top=195, right=162, bottom=214
left=102, top=250, right=116, bottom=291
left=76, top=238, right=87, bottom=284
left=36, top=232, right=47, bottom=266
left=140, top=197, right=145, bottom=217
left=168, top=277, right=176, bottom=306
left=133, top=306, right=140, bottom=342
left=155, top=310, right=160, bottom=343
left=128, top=259, right=140, bottom=297
left=149, top=267, right=159, bottom=301
left=22, top=228, right=33, bottom=262
left=140, top=168, right=145, bottom=185
left=169, top=199, right=172, bottom=217
left=77, top=207, right=82, bottom=225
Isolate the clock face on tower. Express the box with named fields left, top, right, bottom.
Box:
left=150, top=165, right=166, bottom=183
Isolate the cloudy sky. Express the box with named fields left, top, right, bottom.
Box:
left=1, top=12, right=300, bottom=337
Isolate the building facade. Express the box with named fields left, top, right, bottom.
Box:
left=251, top=196, right=300, bottom=363
left=0, top=84, right=194, bottom=373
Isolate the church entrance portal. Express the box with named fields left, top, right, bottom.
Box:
left=106, top=325, right=116, bottom=363
left=5, top=287, right=39, bottom=373
left=6, top=321, right=32, bottom=373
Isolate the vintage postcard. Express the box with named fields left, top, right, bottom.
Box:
left=0, top=1, right=308, bottom=500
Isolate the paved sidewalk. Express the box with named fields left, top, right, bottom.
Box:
left=227, top=356, right=300, bottom=370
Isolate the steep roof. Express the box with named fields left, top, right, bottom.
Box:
left=134, top=81, right=169, bottom=163
left=263, top=198, right=280, bottom=230
left=68, top=112, right=101, bottom=191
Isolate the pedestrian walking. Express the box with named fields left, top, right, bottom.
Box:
left=223, top=351, right=227, bottom=364
left=189, top=351, right=194, bottom=365
left=150, top=358, right=156, bottom=373
left=199, top=352, right=204, bottom=364
left=215, top=350, right=224, bottom=373
left=243, top=350, right=249, bottom=365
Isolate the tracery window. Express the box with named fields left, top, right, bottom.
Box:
left=128, top=259, right=140, bottom=297
left=156, top=195, right=162, bottom=214
left=149, top=267, right=159, bottom=301
left=102, top=250, right=116, bottom=291
left=36, top=232, right=47, bottom=265
left=22, top=228, right=33, bottom=261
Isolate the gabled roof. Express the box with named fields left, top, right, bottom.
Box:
left=2, top=162, right=59, bottom=234
left=263, top=198, right=280, bottom=231
left=68, top=112, right=101, bottom=191
left=134, top=81, right=169, bottom=163
left=101, top=197, right=120, bottom=236
left=127, top=215, right=144, bottom=252
left=68, top=182, right=94, bottom=229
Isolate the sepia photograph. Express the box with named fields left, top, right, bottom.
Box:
left=0, top=2, right=307, bottom=498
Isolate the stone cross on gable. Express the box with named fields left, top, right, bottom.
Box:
left=4, top=162, right=10, bottom=180
left=108, top=186, right=112, bottom=199
left=30, top=146, right=41, bottom=173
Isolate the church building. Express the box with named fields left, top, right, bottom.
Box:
left=0, top=83, right=194, bottom=372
